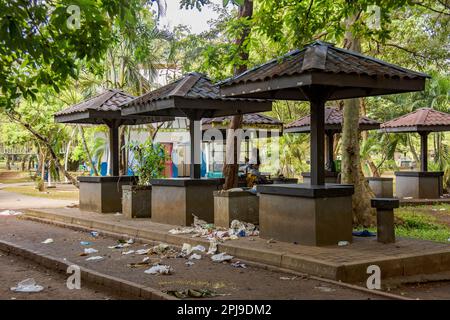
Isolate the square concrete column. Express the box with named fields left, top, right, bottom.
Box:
left=78, top=176, right=136, bottom=213
left=257, top=184, right=354, bottom=246
left=395, top=171, right=443, bottom=199
left=371, top=198, right=399, bottom=244
left=151, top=178, right=224, bottom=226
left=213, top=190, right=259, bottom=228
left=367, top=177, right=393, bottom=198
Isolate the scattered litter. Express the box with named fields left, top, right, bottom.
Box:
left=189, top=253, right=202, bottom=260
left=10, top=278, right=44, bottom=293
left=181, top=243, right=193, bottom=256
left=440, top=208, right=446, bottom=211
left=41, top=238, right=54, bottom=244
left=114, top=212, right=122, bottom=216
left=90, top=231, right=99, bottom=237
left=142, top=257, right=150, bottom=263
left=352, top=230, right=376, bottom=237
left=230, top=220, right=259, bottom=237
left=144, top=264, right=173, bottom=275
left=168, top=215, right=259, bottom=242
left=86, top=256, right=104, bottom=261
left=266, top=239, right=276, bottom=244
left=122, top=250, right=135, bottom=255
left=165, top=289, right=222, bottom=299
left=191, top=245, right=206, bottom=253
left=108, top=243, right=129, bottom=249
left=338, top=241, right=349, bottom=246
left=126, top=238, right=134, bottom=244
left=185, top=261, right=195, bottom=267
left=315, top=286, right=336, bottom=293
left=280, top=276, right=299, bottom=280
left=83, top=248, right=98, bottom=254
left=211, top=252, right=233, bottom=262
left=207, top=240, right=218, bottom=255
left=0, top=210, right=23, bottom=216
left=80, top=241, right=91, bottom=246
left=151, top=243, right=170, bottom=254
left=135, top=249, right=150, bottom=255
left=403, top=197, right=413, bottom=200
left=231, top=261, right=247, bottom=268
left=128, top=262, right=150, bottom=268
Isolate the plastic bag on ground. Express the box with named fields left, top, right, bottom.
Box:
left=211, top=252, right=233, bottom=262
left=0, top=210, right=23, bottom=216
left=135, top=249, right=150, bottom=255
left=207, top=239, right=218, bottom=255
left=181, top=243, right=192, bottom=256
left=144, top=264, right=173, bottom=275
left=10, top=278, right=44, bottom=293
left=41, top=238, right=54, bottom=244
left=84, top=248, right=98, bottom=254
left=189, top=253, right=202, bottom=260
left=86, top=256, right=104, bottom=261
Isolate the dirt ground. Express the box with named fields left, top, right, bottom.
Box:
left=0, top=216, right=387, bottom=300
left=0, top=251, right=124, bottom=300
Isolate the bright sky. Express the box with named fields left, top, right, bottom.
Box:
left=158, top=0, right=224, bottom=34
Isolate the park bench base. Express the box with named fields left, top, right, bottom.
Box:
left=150, top=178, right=224, bottom=226
left=367, top=177, right=394, bottom=198
left=213, top=190, right=259, bottom=228
left=302, top=171, right=340, bottom=184
left=78, top=176, right=137, bottom=213
left=395, top=171, right=443, bottom=199
left=257, top=184, right=354, bottom=246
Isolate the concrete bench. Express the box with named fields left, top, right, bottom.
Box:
left=213, top=189, right=259, bottom=228
left=371, top=198, right=399, bottom=244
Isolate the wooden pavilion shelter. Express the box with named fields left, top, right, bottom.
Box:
left=219, top=40, right=429, bottom=246
left=381, top=107, right=450, bottom=199
left=54, top=89, right=172, bottom=213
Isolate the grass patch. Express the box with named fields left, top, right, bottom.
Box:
left=0, top=170, right=33, bottom=184
left=3, top=185, right=78, bottom=201
left=394, top=209, right=450, bottom=242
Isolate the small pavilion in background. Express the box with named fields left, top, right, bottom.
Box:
left=285, top=106, right=380, bottom=184
left=381, top=107, right=450, bottom=199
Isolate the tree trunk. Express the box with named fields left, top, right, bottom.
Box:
left=6, top=154, right=11, bottom=170
left=341, top=15, right=375, bottom=227
left=7, top=111, right=79, bottom=188
left=223, top=0, right=253, bottom=190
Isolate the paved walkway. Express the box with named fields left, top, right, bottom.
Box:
left=24, top=207, right=450, bottom=283
left=0, top=189, right=77, bottom=211
left=0, top=217, right=387, bottom=300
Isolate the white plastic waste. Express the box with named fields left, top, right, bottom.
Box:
left=211, top=252, right=233, bottom=262
left=207, top=240, right=218, bottom=255
left=142, top=257, right=150, bottom=263
left=338, top=241, right=349, bottom=246
left=41, top=238, right=54, bottom=244
left=144, top=265, right=173, bottom=275
left=231, top=261, right=246, bottom=268
left=10, top=278, right=44, bottom=293
left=191, top=245, right=206, bottom=252
left=84, top=248, right=98, bottom=254
left=86, top=256, right=104, bottom=261
left=122, top=250, right=135, bottom=255
left=185, top=261, right=195, bottom=267
left=135, top=249, right=150, bottom=255
left=0, top=210, right=23, bottom=216
left=181, top=243, right=193, bottom=256
left=189, top=253, right=202, bottom=260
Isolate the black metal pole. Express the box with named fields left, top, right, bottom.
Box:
left=109, top=122, right=120, bottom=176
left=189, top=118, right=201, bottom=179
left=326, top=131, right=335, bottom=172
left=420, top=132, right=429, bottom=172
left=310, top=99, right=325, bottom=185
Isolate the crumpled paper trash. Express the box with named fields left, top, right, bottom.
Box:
left=11, top=278, right=44, bottom=293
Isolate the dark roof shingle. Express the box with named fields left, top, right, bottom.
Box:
left=381, top=108, right=450, bottom=132
left=202, top=113, right=282, bottom=127
left=55, top=89, right=134, bottom=116
left=221, top=41, right=429, bottom=87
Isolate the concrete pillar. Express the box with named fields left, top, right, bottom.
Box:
left=419, top=132, right=429, bottom=172
left=310, top=99, right=325, bottom=185
left=371, top=198, right=399, bottom=244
